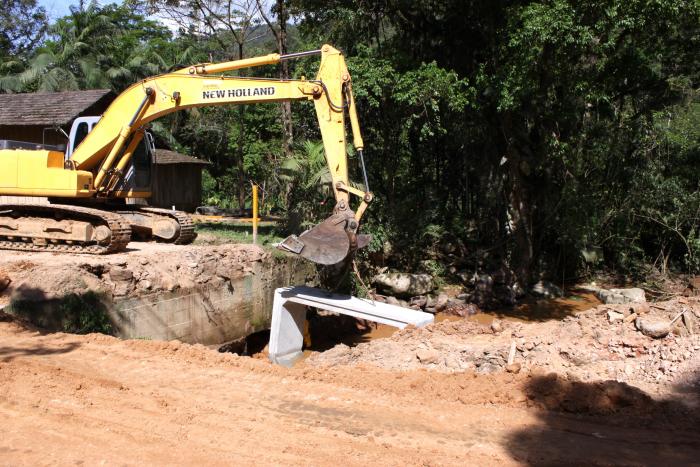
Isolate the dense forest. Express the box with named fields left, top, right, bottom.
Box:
left=2, top=0, right=699, bottom=293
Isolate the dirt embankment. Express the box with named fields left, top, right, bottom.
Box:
left=1, top=307, right=699, bottom=465
left=0, top=243, right=273, bottom=306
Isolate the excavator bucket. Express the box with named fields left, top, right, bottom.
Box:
left=278, top=212, right=369, bottom=265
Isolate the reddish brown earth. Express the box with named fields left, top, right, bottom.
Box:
left=1, top=311, right=698, bottom=466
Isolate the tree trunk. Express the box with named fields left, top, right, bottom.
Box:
left=501, top=113, right=534, bottom=288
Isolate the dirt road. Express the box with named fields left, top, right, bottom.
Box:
left=1, top=314, right=698, bottom=466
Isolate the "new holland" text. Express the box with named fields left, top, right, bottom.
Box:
left=202, top=87, right=276, bottom=99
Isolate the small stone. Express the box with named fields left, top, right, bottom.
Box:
left=628, top=302, right=650, bottom=316
left=607, top=310, right=625, bottom=323
left=531, top=280, right=564, bottom=298
left=458, top=360, right=475, bottom=371
left=505, top=362, right=521, bottom=373
left=476, top=362, right=501, bottom=374
left=410, top=296, right=428, bottom=308
left=435, top=293, right=449, bottom=312
left=386, top=296, right=400, bottom=306
left=524, top=342, right=535, bottom=351
left=490, top=320, right=503, bottom=333
left=444, top=355, right=460, bottom=369
left=636, top=317, right=671, bottom=339
left=373, top=272, right=435, bottom=296
left=139, top=280, right=152, bottom=291
left=108, top=268, right=133, bottom=282
left=0, top=269, right=10, bottom=292
left=160, top=276, right=178, bottom=292
left=416, top=348, right=440, bottom=364
left=139, top=257, right=149, bottom=266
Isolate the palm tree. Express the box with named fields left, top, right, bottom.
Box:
left=0, top=1, right=178, bottom=93
left=2, top=2, right=114, bottom=91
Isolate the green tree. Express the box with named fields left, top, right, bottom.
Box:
left=293, top=0, right=700, bottom=284
left=1, top=1, right=173, bottom=92
left=0, top=0, right=48, bottom=59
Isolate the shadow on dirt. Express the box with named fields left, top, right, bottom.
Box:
left=506, top=372, right=700, bottom=465
left=0, top=310, right=83, bottom=362
left=305, top=311, right=377, bottom=352
left=0, top=341, right=81, bottom=363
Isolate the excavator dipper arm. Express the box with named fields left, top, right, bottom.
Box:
left=69, top=44, right=371, bottom=265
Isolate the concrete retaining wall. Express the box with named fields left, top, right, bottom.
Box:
left=113, top=256, right=316, bottom=344
left=3, top=245, right=317, bottom=346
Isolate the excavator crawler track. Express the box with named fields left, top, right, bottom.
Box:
left=0, top=203, right=131, bottom=254
left=136, top=206, right=197, bottom=244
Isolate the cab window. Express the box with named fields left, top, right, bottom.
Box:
left=72, top=122, right=90, bottom=153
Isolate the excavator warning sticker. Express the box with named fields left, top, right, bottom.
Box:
left=202, top=87, right=276, bottom=99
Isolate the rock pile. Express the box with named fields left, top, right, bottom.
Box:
left=306, top=296, right=700, bottom=395
left=371, top=290, right=481, bottom=317
left=98, top=245, right=269, bottom=297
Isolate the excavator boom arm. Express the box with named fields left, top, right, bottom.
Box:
left=70, top=44, right=371, bottom=265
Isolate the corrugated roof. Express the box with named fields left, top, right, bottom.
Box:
left=155, top=149, right=209, bottom=165
left=0, top=89, right=114, bottom=126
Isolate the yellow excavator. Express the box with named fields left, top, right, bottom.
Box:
left=0, top=44, right=372, bottom=265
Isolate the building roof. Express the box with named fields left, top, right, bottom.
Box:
left=155, top=149, right=210, bottom=166
left=0, top=89, right=114, bottom=126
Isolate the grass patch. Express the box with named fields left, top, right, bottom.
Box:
left=194, top=222, right=285, bottom=247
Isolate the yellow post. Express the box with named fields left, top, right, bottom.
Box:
left=252, top=184, right=258, bottom=244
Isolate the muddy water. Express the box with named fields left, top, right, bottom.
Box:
left=234, top=289, right=602, bottom=360
left=318, top=289, right=602, bottom=347
left=470, top=290, right=602, bottom=324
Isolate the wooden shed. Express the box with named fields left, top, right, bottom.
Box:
left=0, top=89, right=114, bottom=146
left=151, top=149, right=209, bottom=212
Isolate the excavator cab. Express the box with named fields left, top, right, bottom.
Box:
left=66, top=117, right=153, bottom=196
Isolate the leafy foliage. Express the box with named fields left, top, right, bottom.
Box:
left=2, top=0, right=699, bottom=283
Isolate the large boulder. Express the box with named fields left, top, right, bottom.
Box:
left=373, top=272, right=434, bottom=297
left=531, top=280, right=564, bottom=298
left=596, top=288, right=646, bottom=304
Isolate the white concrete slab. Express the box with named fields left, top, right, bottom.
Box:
left=268, top=286, right=434, bottom=366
